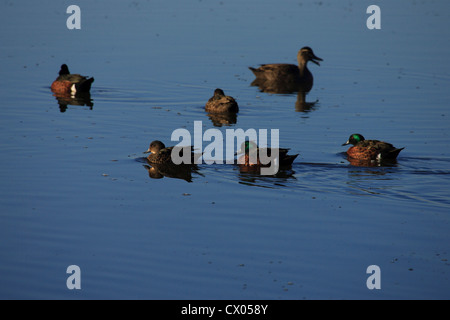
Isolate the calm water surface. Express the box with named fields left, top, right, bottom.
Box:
left=0, top=0, right=449, bottom=299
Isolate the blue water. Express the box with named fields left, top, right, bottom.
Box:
left=0, top=0, right=449, bottom=299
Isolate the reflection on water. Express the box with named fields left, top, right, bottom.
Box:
left=143, top=162, right=201, bottom=183
left=137, top=150, right=299, bottom=186
left=52, top=91, right=94, bottom=112
left=135, top=151, right=450, bottom=206
left=345, top=166, right=398, bottom=195
left=137, top=157, right=203, bottom=183
left=237, top=166, right=297, bottom=188
left=206, top=111, right=237, bottom=127
left=294, top=91, right=319, bottom=113
left=250, top=79, right=320, bottom=112
left=343, top=153, right=400, bottom=167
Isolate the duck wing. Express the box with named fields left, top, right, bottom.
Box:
left=249, top=64, right=299, bottom=80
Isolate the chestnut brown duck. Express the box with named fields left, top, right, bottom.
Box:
left=205, top=88, right=239, bottom=113
left=249, top=47, right=322, bottom=92
left=235, top=141, right=298, bottom=167
left=51, top=64, right=94, bottom=94
left=342, top=133, right=405, bottom=162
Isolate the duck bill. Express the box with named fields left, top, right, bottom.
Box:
left=234, top=147, right=245, bottom=156
left=143, top=148, right=151, bottom=154
left=311, top=55, right=323, bottom=66
left=342, top=140, right=350, bottom=146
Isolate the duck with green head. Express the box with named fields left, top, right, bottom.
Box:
left=235, top=141, right=298, bottom=167
left=342, top=133, right=404, bottom=161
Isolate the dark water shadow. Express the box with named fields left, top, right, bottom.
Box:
left=206, top=111, right=238, bottom=127
left=236, top=164, right=297, bottom=188
left=250, top=79, right=319, bottom=113
left=338, top=151, right=401, bottom=168
left=136, top=157, right=203, bottom=183
left=51, top=91, right=94, bottom=112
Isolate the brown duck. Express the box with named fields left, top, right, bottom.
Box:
left=249, top=47, right=322, bottom=91
left=342, top=133, right=405, bottom=161
left=205, top=88, right=239, bottom=113
left=144, top=140, right=199, bottom=165
left=51, top=64, right=94, bottom=94
left=235, top=141, right=298, bottom=167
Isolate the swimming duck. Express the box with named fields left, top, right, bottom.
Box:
left=342, top=133, right=405, bottom=161
left=205, top=88, right=239, bottom=113
left=236, top=141, right=298, bottom=167
left=144, top=140, right=198, bottom=165
left=51, top=64, right=94, bottom=94
left=249, top=47, right=322, bottom=91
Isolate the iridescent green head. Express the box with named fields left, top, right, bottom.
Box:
left=236, top=140, right=258, bottom=155
left=342, top=133, right=365, bottom=146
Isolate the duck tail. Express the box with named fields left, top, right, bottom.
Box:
left=248, top=67, right=260, bottom=76
left=74, top=77, right=94, bottom=92
left=385, top=147, right=405, bottom=159
left=282, top=154, right=299, bottom=166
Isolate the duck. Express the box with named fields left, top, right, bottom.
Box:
left=342, top=133, right=405, bottom=161
left=50, top=64, right=94, bottom=94
left=235, top=141, right=298, bottom=167
left=144, top=140, right=199, bottom=165
left=249, top=47, right=322, bottom=91
left=205, top=88, right=239, bottom=113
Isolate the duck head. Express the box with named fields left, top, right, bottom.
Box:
left=144, top=140, right=166, bottom=154
left=298, top=47, right=323, bottom=66
left=59, top=64, right=70, bottom=76
left=213, top=88, right=226, bottom=98
left=342, top=133, right=365, bottom=146
left=235, top=141, right=258, bottom=155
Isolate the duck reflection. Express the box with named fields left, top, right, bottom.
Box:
left=340, top=151, right=400, bottom=167
left=206, top=112, right=237, bottom=127
left=345, top=155, right=400, bottom=167
left=250, top=79, right=319, bottom=112
left=237, top=166, right=297, bottom=188
left=345, top=165, right=399, bottom=196
left=52, top=91, right=94, bottom=112
left=143, top=161, right=201, bottom=183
